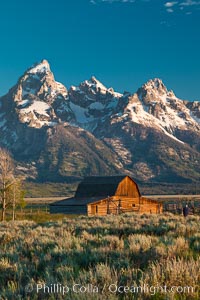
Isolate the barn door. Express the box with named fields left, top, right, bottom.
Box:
left=91, top=205, right=98, bottom=215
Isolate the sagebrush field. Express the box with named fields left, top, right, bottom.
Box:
left=0, top=213, right=199, bottom=299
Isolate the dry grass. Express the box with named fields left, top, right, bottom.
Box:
left=0, top=213, right=199, bottom=299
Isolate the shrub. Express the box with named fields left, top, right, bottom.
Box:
left=0, top=214, right=199, bottom=299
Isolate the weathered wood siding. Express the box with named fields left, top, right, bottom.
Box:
left=50, top=176, right=163, bottom=216
left=87, top=196, right=163, bottom=216
left=139, top=197, right=163, bottom=214
left=88, top=198, right=110, bottom=216
left=115, top=177, right=140, bottom=197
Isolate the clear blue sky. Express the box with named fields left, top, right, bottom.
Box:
left=0, top=0, right=199, bottom=100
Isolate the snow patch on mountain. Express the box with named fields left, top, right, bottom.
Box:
left=135, top=78, right=200, bottom=136
left=68, top=76, right=123, bottom=130
left=190, top=111, right=200, bottom=124
left=18, top=99, right=30, bottom=108
left=70, top=102, right=94, bottom=124
left=17, top=99, right=58, bottom=128
left=161, top=128, right=185, bottom=144
left=1, top=60, right=200, bottom=149
left=20, top=100, right=50, bottom=116
left=89, top=102, right=104, bottom=110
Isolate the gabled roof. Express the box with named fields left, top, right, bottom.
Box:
left=79, top=175, right=127, bottom=184
left=50, top=175, right=141, bottom=208
left=75, top=175, right=137, bottom=198
left=50, top=196, right=105, bottom=206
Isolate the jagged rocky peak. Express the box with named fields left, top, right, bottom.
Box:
left=88, top=76, right=110, bottom=94
left=90, top=75, right=104, bottom=85
left=1, top=59, right=74, bottom=129
left=79, top=76, right=110, bottom=95
left=145, top=78, right=167, bottom=92
left=69, top=76, right=105, bottom=97
left=137, top=78, right=175, bottom=105
left=89, top=76, right=123, bottom=98
left=13, top=59, right=68, bottom=105
left=68, top=77, right=123, bottom=130
left=27, top=59, right=51, bottom=74
left=69, top=76, right=122, bottom=108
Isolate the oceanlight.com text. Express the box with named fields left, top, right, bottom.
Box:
left=108, top=283, right=195, bottom=295
left=25, top=283, right=195, bottom=296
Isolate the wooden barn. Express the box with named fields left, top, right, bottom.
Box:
left=50, top=175, right=163, bottom=216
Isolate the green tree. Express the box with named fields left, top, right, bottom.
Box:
left=6, top=180, right=26, bottom=220
left=0, top=148, right=15, bottom=221
left=0, top=148, right=24, bottom=221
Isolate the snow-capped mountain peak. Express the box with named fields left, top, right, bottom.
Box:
left=137, top=78, right=168, bottom=104
left=14, top=59, right=67, bottom=104
left=87, top=76, right=108, bottom=94
left=76, top=76, right=123, bottom=98
left=114, top=78, right=200, bottom=138
left=0, top=61, right=200, bottom=183
left=145, top=78, right=167, bottom=91
left=0, top=60, right=74, bottom=129
left=68, top=77, right=123, bottom=130
left=27, top=59, right=51, bottom=75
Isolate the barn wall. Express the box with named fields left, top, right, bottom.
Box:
left=88, top=196, right=163, bottom=216
left=140, top=197, right=163, bottom=214
left=88, top=196, right=162, bottom=216
left=139, top=204, right=162, bottom=214
left=87, top=198, right=108, bottom=216
left=115, top=177, right=140, bottom=198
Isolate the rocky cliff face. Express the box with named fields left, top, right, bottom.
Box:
left=68, top=76, right=122, bottom=131
left=90, top=78, right=200, bottom=182
left=0, top=59, right=74, bottom=131
left=0, top=60, right=200, bottom=182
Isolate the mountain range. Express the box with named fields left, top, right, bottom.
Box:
left=0, top=59, right=200, bottom=183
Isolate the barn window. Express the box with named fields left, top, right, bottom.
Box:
left=96, top=205, right=98, bottom=213
left=132, top=204, right=136, bottom=207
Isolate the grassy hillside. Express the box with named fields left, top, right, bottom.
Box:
left=0, top=213, right=199, bottom=299
left=37, top=125, right=121, bottom=182
left=24, top=181, right=200, bottom=198
left=24, top=181, right=78, bottom=198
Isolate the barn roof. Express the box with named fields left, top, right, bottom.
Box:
left=50, top=196, right=106, bottom=207
left=80, top=175, right=127, bottom=184
left=75, top=175, right=139, bottom=198
left=50, top=175, right=141, bottom=209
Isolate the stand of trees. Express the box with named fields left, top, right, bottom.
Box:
left=0, top=148, right=24, bottom=221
